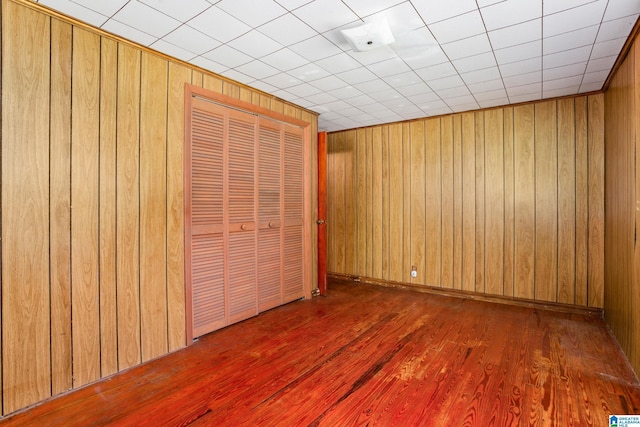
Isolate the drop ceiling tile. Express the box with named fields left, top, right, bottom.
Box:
left=543, top=45, right=591, bottom=69
left=310, top=75, right=348, bottom=91
left=585, top=55, right=617, bottom=73
left=262, top=72, right=303, bottom=89
left=580, top=81, right=604, bottom=92
left=290, top=35, right=343, bottom=61
left=543, top=86, right=580, bottom=98
left=367, top=57, right=411, bottom=77
left=453, top=52, right=498, bottom=73
left=189, top=7, right=251, bottom=43
left=450, top=102, right=480, bottom=112
left=217, top=0, right=287, bottom=27
left=258, top=13, right=317, bottom=45
left=543, top=0, right=597, bottom=15
left=348, top=45, right=398, bottom=65
left=489, top=19, right=541, bottom=50
left=467, top=78, right=506, bottom=93
left=288, top=63, right=331, bottom=81
left=480, top=0, right=541, bottom=31
left=68, top=0, right=128, bottom=16
left=369, top=88, right=402, bottom=102
left=442, top=34, right=492, bottom=60
left=398, top=46, right=449, bottom=70
left=327, top=85, right=364, bottom=99
left=293, top=0, right=359, bottom=33
left=604, top=0, right=640, bottom=21
left=190, top=56, right=229, bottom=74
left=275, top=0, right=315, bottom=11
left=543, top=62, right=586, bottom=80
left=285, top=82, right=323, bottom=97
left=429, top=10, right=485, bottom=44
left=596, top=15, right=637, bottom=42
left=347, top=94, right=378, bottom=107
left=271, top=89, right=297, bottom=101
left=150, top=39, right=196, bottom=61
left=315, top=53, right=361, bottom=73
left=395, top=82, right=433, bottom=96
left=461, top=67, right=501, bottom=84
left=544, top=75, right=583, bottom=90
left=365, top=2, right=425, bottom=37
left=321, top=100, right=355, bottom=111
left=228, top=30, right=283, bottom=59
left=407, top=91, right=441, bottom=104
left=428, top=75, right=465, bottom=91
left=437, top=85, right=471, bottom=98
left=260, top=48, right=309, bottom=71
left=509, top=92, right=541, bottom=103
left=359, top=100, right=391, bottom=112
left=543, top=1, right=607, bottom=37
left=221, top=69, right=253, bottom=84
left=234, top=60, right=280, bottom=79
left=591, top=37, right=627, bottom=59
left=413, top=0, right=479, bottom=24
left=383, top=71, right=423, bottom=87
left=506, top=82, right=541, bottom=96
left=162, top=26, right=221, bottom=55
left=353, top=79, right=393, bottom=94
left=474, top=88, right=508, bottom=101
left=479, top=98, right=509, bottom=108
left=446, top=94, right=476, bottom=106
left=503, top=70, right=541, bottom=87
left=477, top=0, right=505, bottom=7
left=305, top=91, right=339, bottom=105
left=582, top=69, right=609, bottom=84
left=415, top=62, right=458, bottom=81
left=102, top=19, right=157, bottom=45
left=203, top=45, right=253, bottom=68
left=542, top=25, right=598, bottom=55
left=112, top=1, right=181, bottom=38
left=337, top=67, right=378, bottom=85
left=248, top=80, right=279, bottom=94
left=494, top=40, right=541, bottom=65
left=42, top=0, right=108, bottom=26
left=322, top=22, right=358, bottom=50
left=500, top=57, right=541, bottom=77
left=140, top=0, right=211, bottom=22
left=342, top=0, right=405, bottom=18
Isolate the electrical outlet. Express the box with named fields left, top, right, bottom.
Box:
left=411, top=265, right=417, bottom=278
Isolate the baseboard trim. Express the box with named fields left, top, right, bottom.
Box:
left=328, top=273, right=604, bottom=319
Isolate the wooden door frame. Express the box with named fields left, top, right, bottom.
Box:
left=317, top=132, right=327, bottom=296
left=184, top=84, right=313, bottom=344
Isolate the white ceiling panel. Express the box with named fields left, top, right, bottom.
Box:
left=38, top=0, right=640, bottom=132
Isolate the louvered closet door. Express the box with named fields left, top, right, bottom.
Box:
left=283, top=125, right=305, bottom=303
left=189, top=99, right=226, bottom=337
left=257, top=118, right=282, bottom=312
left=227, top=110, right=258, bottom=324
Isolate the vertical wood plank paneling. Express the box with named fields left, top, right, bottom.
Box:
left=425, top=118, right=442, bottom=287
left=402, top=123, right=412, bottom=283
left=167, top=62, right=191, bottom=352
left=344, top=130, right=357, bottom=275
left=203, top=74, right=223, bottom=94
left=71, top=26, right=101, bottom=387
left=452, top=115, right=463, bottom=290
left=99, top=36, right=119, bottom=377
left=514, top=105, right=535, bottom=300
left=475, top=112, right=485, bottom=293
left=461, top=113, right=476, bottom=292
left=356, top=129, right=368, bottom=275
left=388, top=124, right=403, bottom=283
left=588, top=94, right=605, bottom=308
left=333, top=133, right=346, bottom=273
left=575, top=97, right=589, bottom=306
left=410, top=121, right=426, bottom=285
left=485, top=109, right=504, bottom=296
left=381, top=126, right=390, bottom=280
left=326, top=134, right=335, bottom=273
left=1, top=2, right=51, bottom=413
left=535, top=101, right=558, bottom=303
left=441, top=116, right=454, bottom=289
left=116, top=43, right=142, bottom=371
left=503, top=108, right=515, bottom=297
left=372, top=127, right=383, bottom=279
left=557, top=98, right=576, bottom=304
left=140, top=52, right=169, bottom=362
left=49, top=18, right=73, bottom=396
left=366, top=128, right=375, bottom=277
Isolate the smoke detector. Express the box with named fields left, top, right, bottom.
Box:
left=340, top=18, right=395, bottom=52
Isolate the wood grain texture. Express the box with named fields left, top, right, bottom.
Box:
left=3, top=279, right=638, bottom=426
left=344, top=130, right=357, bottom=276
left=461, top=113, right=476, bottom=292
left=49, top=17, right=73, bottom=396
left=410, top=121, right=426, bottom=285
left=425, top=118, right=441, bottom=287
left=484, top=109, right=504, bottom=296
left=116, top=43, right=142, bottom=371
left=366, top=128, right=375, bottom=277
left=356, top=129, right=368, bottom=276
left=1, top=2, right=51, bottom=414
left=474, top=112, right=485, bottom=293
left=503, top=108, right=515, bottom=298
left=452, top=115, right=463, bottom=290
left=574, top=97, right=589, bottom=307
left=372, top=127, right=383, bottom=280
left=333, top=133, right=346, bottom=273
left=441, top=117, right=454, bottom=289
left=388, top=124, right=403, bottom=283
left=534, top=101, right=558, bottom=303
left=140, top=52, right=169, bottom=362
left=99, top=36, right=119, bottom=379
left=403, top=123, right=412, bottom=283
left=71, top=26, right=102, bottom=387
left=381, top=126, right=390, bottom=280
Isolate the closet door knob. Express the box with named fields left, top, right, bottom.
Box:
left=241, top=224, right=247, bottom=231
left=268, top=222, right=274, bottom=228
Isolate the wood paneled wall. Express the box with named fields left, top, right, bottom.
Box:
left=327, top=96, right=604, bottom=307
left=604, top=32, right=640, bottom=376
left=0, top=0, right=317, bottom=416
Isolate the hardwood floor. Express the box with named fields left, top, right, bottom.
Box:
left=2, top=278, right=639, bottom=426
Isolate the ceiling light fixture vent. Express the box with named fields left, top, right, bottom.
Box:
left=340, top=18, right=395, bottom=52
